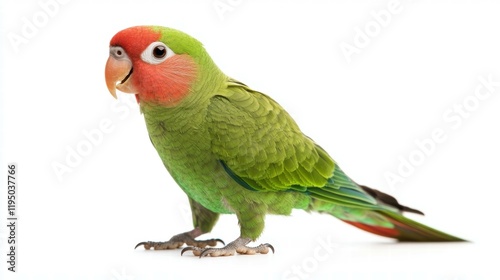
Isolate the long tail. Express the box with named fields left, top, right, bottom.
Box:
left=307, top=167, right=466, bottom=242
left=355, top=185, right=464, bottom=241
left=341, top=208, right=465, bottom=242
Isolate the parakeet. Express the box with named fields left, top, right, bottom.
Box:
left=105, top=26, right=465, bottom=257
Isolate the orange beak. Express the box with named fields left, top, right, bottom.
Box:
left=105, top=49, right=135, bottom=99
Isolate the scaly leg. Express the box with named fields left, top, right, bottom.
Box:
left=181, top=236, right=273, bottom=257
left=135, top=227, right=224, bottom=250
left=135, top=197, right=223, bottom=250
left=181, top=204, right=274, bottom=257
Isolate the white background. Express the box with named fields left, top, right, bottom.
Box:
left=1, top=0, right=500, bottom=279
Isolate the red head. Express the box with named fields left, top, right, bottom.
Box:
left=105, top=26, right=199, bottom=106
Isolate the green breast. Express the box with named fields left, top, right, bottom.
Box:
left=141, top=102, right=233, bottom=214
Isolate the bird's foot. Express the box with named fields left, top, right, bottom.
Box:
left=181, top=237, right=274, bottom=257
left=135, top=230, right=224, bottom=250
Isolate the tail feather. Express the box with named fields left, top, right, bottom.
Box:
left=342, top=220, right=400, bottom=239
left=341, top=210, right=466, bottom=242
left=307, top=166, right=465, bottom=242
left=358, top=185, right=425, bottom=215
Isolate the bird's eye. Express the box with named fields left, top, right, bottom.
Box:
left=110, top=46, right=129, bottom=60
left=141, top=42, right=175, bottom=65
left=153, top=46, right=166, bottom=58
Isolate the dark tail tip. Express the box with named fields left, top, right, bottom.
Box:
left=359, top=185, right=424, bottom=215
left=400, top=205, right=425, bottom=215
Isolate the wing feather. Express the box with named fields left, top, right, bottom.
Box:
left=207, top=80, right=390, bottom=212
left=207, top=80, right=335, bottom=192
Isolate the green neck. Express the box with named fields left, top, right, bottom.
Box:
left=140, top=101, right=208, bottom=134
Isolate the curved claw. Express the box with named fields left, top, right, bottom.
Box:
left=215, top=238, right=226, bottom=246
left=199, top=247, right=217, bottom=258
left=180, top=246, right=195, bottom=256
left=134, top=241, right=150, bottom=249
left=264, top=243, right=275, bottom=254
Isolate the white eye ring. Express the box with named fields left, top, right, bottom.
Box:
left=140, top=42, right=175, bottom=64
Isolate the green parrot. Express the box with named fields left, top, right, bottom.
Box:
left=105, top=26, right=464, bottom=257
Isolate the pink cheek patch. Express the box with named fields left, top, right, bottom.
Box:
left=135, top=55, right=198, bottom=106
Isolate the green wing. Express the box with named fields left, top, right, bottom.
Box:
left=206, top=79, right=335, bottom=192
left=206, top=79, right=377, bottom=209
